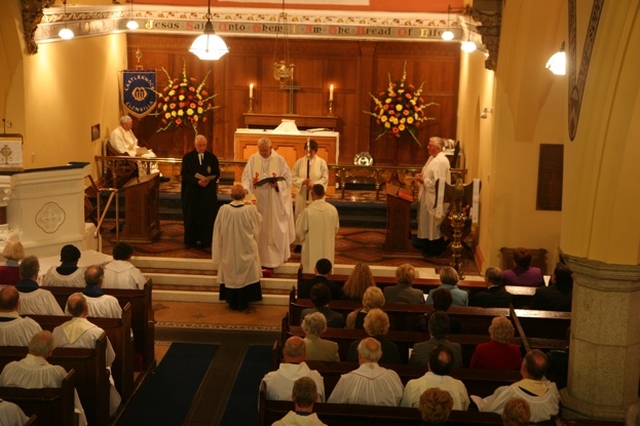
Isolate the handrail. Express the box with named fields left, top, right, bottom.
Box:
left=94, top=187, right=120, bottom=251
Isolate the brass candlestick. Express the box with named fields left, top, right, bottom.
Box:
left=328, top=99, right=334, bottom=116
left=248, top=96, right=255, bottom=113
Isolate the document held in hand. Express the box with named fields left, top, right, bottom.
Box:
left=195, top=172, right=217, bottom=181
left=254, top=176, right=286, bottom=187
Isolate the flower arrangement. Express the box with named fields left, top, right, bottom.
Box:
left=365, top=61, right=438, bottom=146
left=153, top=61, right=218, bottom=133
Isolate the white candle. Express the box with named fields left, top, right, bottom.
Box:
left=249, top=83, right=254, bottom=98
left=329, top=84, right=334, bottom=101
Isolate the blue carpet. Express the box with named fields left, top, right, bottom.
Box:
left=117, top=343, right=218, bottom=426
left=220, top=345, right=273, bottom=426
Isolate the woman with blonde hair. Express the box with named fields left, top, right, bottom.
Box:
left=0, top=241, right=25, bottom=285
left=342, top=263, right=376, bottom=300
left=301, top=312, right=340, bottom=362
left=346, top=286, right=385, bottom=329
left=470, top=315, right=522, bottom=370
left=346, top=308, right=401, bottom=364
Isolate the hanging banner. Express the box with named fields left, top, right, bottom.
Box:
left=122, top=70, right=157, bottom=119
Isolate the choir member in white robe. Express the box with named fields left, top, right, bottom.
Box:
left=0, top=286, right=42, bottom=346
left=103, top=242, right=147, bottom=290
left=261, top=336, right=325, bottom=402
left=212, top=184, right=263, bottom=311
left=327, top=337, right=404, bottom=406
left=0, top=331, right=87, bottom=426
left=412, top=137, right=451, bottom=257
left=42, top=244, right=86, bottom=287
left=272, top=377, right=327, bottom=426
left=291, top=140, right=329, bottom=247
left=109, top=115, right=159, bottom=176
left=15, top=256, right=64, bottom=316
left=295, top=184, right=339, bottom=274
left=0, top=400, right=29, bottom=426
left=73, top=266, right=123, bottom=319
left=53, top=293, right=121, bottom=416
left=241, top=138, right=295, bottom=269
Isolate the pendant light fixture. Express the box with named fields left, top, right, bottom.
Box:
left=58, top=0, right=74, bottom=40
left=189, top=0, right=229, bottom=60
left=272, top=0, right=294, bottom=82
left=441, top=5, right=454, bottom=41
left=126, top=0, right=139, bottom=30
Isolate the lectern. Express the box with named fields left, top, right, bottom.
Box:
left=384, top=184, right=413, bottom=251
left=120, top=174, right=160, bottom=243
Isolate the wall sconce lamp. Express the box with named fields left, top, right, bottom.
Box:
left=189, top=0, right=229, bottom=60
left=546, top=42, right=566, bottom=75
left=58, top=0, right=74, bottom=40
left=126, top=0, right=139, bottom=30
left=480, top=107, right=493, bottom=119
left=441, top=5, right=454, bottom=41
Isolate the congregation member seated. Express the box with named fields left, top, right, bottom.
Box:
left=53, top=293, right=121, bottom=416
left=417, top=288, right=461, bottom=334
left=0, top=241, right=24, bottom=285
left=15, top=256, right=64, bottom=316
left=328, top=337, right=403, bottom=406
left=471, top=349, right=560, bottom=422
left=261, top=336, right=325, bottom=402
left=530, top=263, right=573, bottom=312
left=341, top=262, right=376, bottom=301
left=503, top=248, right=544, bottom=287
left=418, top=387, right=454, bottom=426
left=346, top=286, right=385, bottom=329
left=0, top=399, right=29, bottom=426
left=298, top=258, right=342, bottom=301
left=301, top=312, right=340, bottom=362
left=300, top=282, right=345, bottom=328
left=42, top=244, right=86, bottom=287
left=103, top=242, right=147, bottom=290
left=469, top=266, right=513, bottom=308
left=0, top=286, right=42, bottom=346
left=72, top=266, right=122, bottom=318
left=0, top=331, right=87, bottom=426
left=402, top=345, right=470, bottom=410
left=346, top=309, right=401, bottom=365
left=272, top=377, right=327, bottom=426
left=383, top=263, right=425, bottom=304
left=502, top=397, right=531, bottom=426
left=410, top=311, right=462, bottom=369
left=470, top=315, right=521, bottom=371
left=426, top=266, right=468, bottom=306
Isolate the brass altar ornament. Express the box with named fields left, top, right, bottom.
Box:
left=273, top=61, right=294, bottom=83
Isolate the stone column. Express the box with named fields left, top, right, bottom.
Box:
left=560, top=253, right=640, bottom=419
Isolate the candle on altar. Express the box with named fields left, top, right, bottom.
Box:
left=329, top=84, right=334, bottom=101
left=249, top=83, right=254, bottom=98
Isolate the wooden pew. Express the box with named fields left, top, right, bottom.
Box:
left=27, top=302, right=135, bottom=402
left=0, top=370, right=76, bottom=426
left=43, top=280, right=156, bottom=372
left=0, top=335, right=110, bottom=426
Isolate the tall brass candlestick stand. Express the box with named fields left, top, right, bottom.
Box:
left=449, top=178, right=467, bottom=279
left=248, top=96, right=254, bottom=113
left=328, top=99, right=334, bottom=116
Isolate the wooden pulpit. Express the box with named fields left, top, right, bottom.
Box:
left=384, top=184, right=413, bottom=251
left=120, top=174, right=161, bottom=243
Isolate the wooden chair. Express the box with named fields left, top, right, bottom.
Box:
left=104, top=141, right=138, bottom=188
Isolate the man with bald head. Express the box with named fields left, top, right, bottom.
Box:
left=261, top=336, right=325, bottom=402
left=473, top=349, right=560, bottom=422
left=212, top=184, right=263, bottom=312
left=181, top=134, right=220, bottom=249
left=0, top=286, right=42, bottom=346
left=328, top=337, right=404, bottom=406
left=53, top=293, right=121, bottom=415
left=74, top=265, right=122, bottom=319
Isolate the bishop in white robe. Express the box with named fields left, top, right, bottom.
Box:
left=241, top=138, right=295, bottom=268
left=109, top=116, right=159, bottom=175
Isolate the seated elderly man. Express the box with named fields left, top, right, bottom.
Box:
left=53, top=293, right=121, bottom=416
left=328, top=337, right=403, bottom=406
left=109, top=115, right=160, bottom=176
left=302, top=312, right=340, bottom=362
left=426, top=266, right=468, bottom=306
left=472, top=349, right=560, bottom=422
left=261, top=336, right=325, bottom=402
left=15, top=256, right=64, bottom=316
left=72, top=265, right=122, bottom=318
left=402, top=345, right=469, bottom=410
left=469, top=266, right=513, bottom=308
left=0, top=331, right=87, bottom=426
left=418, top=388, right=454, bottom=426
left=42, top=244, right=86, bottom=287
left=300, top=282, right=345, bottom=328
left=272, top=377, right=327, bottom=426
left=410, top=311, right=462, bottom=369
left=383, top=263, right=425, bottom=304
left=346, top=308, right=401, bottom=365
left=103, top=242, right=147, bottom=290
left=0, top=286, right=42, bottom=346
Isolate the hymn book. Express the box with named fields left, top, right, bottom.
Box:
left=254, top=176, right=286, bottom=187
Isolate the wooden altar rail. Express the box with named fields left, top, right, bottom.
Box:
left=95, top=155, right=465, bottom=201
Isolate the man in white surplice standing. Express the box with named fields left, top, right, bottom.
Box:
left=296, top=184, right=339, bottom=274
left=241, top=137, right=295, bottom=271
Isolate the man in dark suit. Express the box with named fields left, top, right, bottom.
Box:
left=181, top=134, right=220, bottom=249
left=301, top=282, right=345, bottom=328
left=530, top=263, right=573, bottom=312
left=298, top=258, right=342, bottom=300
left=470, top=266, right=513, bottom=308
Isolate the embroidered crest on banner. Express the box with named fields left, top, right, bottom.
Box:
left=122, top=70, right=157, bottom=119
